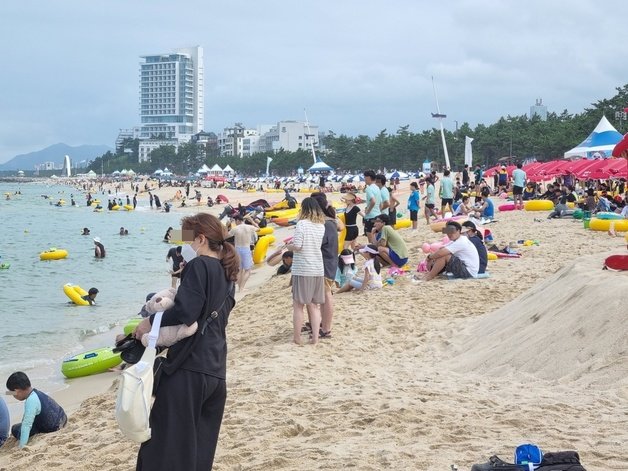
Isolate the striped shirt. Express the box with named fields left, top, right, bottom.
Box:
left=291, top=219, right=325, bottom=277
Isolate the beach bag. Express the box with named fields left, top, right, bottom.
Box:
left=515, top=444, right=542, bottom=470
left=470, top=455, right=529, bottom=471
left=115, top=311, right=163, bottom=443
left=536, top=451, right=586, bottom=471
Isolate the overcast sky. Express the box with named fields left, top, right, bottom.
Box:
left=1, top=0, right=626, bottom=163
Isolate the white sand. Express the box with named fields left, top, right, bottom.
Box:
left=1, top=189, right=626, bottom=470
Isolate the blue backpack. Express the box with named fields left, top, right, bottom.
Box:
left=515, top=444, right=543, bottom=470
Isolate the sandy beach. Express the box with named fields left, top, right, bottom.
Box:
left=1, top=183, right=626, bottom=470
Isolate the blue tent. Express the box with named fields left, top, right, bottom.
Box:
left=564, top=116, right=623, bottom=158
left=308, top=159, right=333, bottom=173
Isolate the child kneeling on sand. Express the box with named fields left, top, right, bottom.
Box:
left=5, top=372, right=67, bottom=448
left=335, top=249, right=357, bottom=288
left=336, top=245, right=382, bottom=293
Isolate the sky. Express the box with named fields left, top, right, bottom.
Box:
left=1, top=0, right=627, bottom=163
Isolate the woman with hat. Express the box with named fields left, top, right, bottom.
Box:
left=341, top=192, right=363, bottom=250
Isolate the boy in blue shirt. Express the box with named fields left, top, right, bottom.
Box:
left=6, top=372, right=67, bottom=448
left=407, top=181, right=421, bottom=230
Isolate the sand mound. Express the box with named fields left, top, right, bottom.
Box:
left=447, top=251, right=628, bottom=387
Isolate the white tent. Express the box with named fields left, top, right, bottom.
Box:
left=209, top=164, right=223, bottom=173
left=197, top=164, right=211, bottom=174
left=564, top=116, right=623, bottom=159
left=308, top=159, right=333, bottom=173
left=222, top=164, right=234, bottom=173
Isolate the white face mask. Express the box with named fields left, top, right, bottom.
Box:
left=181, top=243, right=198, bottom=263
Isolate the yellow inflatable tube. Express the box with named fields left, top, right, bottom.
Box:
left=64, top=283, right=90, bottom=305
left=256, top=227, right=274, bottom=236
left=266, top=207, right=300, bottom=219
left=524, top=200, right=554, bottom=211
left=253, top=235, right=276, bottom=264
left=588, top=218, right=628, bottom=232
left=40, top=248, right=68, bottom=260
left=123, top=204, right=134, bottom=211
left=111, top=205, right=120, bottom=210
left=393, top=219, right=412, bottom=230
left=337, top=213, right=346, bottom=253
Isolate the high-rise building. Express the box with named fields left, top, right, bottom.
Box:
left=138, top=46, right=204, bottom=161
left=530, top=98, right=547, bottom=120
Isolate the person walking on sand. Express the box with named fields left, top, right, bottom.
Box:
left=363, top=170, right=382, bottom=243
left=407, top=181, right=421, bottom=230
left=423, top=176, right=438, bottom=223
left=439, top=169, right=455, bottom=214
left=285, top=197, right=326, bottom=345
left=229, top=215, right=258, bottom=292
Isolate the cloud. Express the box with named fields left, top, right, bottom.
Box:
left=1, top=0, right=626, bottom=163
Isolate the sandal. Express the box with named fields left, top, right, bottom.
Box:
left=301, top=322, right=312, bottom=333
left=318, top=329, right=332, bottom=339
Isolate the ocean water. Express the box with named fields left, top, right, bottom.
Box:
left=0, top=182, right=189, bottom=390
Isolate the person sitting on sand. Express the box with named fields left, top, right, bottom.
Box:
left=336, top=244, right=382, bottom=293
left=460, top=221, right=487, bottom=275
left=453, top=195, right=473, bottom=216
left=522, top=182, right=537, bottom=201
left=368, top=213, right=408, bottom=268
left=418, top=221, right=479, bottom=281
left=471, top=189, right=494, bottom=221
left=5, top=372, right=67, bottom=449
left=335, top=249, right=357, bottom=289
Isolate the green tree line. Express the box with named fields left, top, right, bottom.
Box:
left=88, top=84, right=628, bottom=176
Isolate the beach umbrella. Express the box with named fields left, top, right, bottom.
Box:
left=612, top=133, right=628, bottom=157
left=308, top=160, right=333, bottom=173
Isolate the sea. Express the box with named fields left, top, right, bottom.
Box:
left=0, top=181, right=190, bottom=398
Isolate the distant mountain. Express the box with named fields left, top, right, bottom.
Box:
left=0, top=143, right=113, bottom=171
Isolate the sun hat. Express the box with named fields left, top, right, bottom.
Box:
left=341, top=254, right=355, bottom=264
left=341, top=193, right=356, bottom=202
left=93, top=237, right=101, bottom=243
left=359, top=245, right=379, bottom=255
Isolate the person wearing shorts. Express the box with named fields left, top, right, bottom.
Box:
left=419, top=221, right=479, bottom=281
left=229, top=215, right=258, bottom=292
left=371, top=214, right=409, bottom=268
left=512, top=163, right=527, bottom=210
left=341, top=193, right=362, bottom=250
left=407, top=181, right=421, bottom=230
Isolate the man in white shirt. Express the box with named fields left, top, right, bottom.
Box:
left=420, top=221, right=479, bottom=281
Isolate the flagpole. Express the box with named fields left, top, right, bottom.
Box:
left=304, top=109, right=317, bottom=164
left=432, top=77, right=451, bottom=170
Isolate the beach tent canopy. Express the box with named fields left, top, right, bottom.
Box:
left=564, top=116, right=623, bottom=159
left=153, top=169, right=163, bottom=175
left=612, top=133, right=628, bottom=157
left=112, top=170, right=121, bottom=175
left=86, top=170, right=97, bottom=178
left=161, top=167, right=172, bottom=176
left=308, top=159, right=333, bottom=173
left=127, top=169, right=136, bottom=175
left=209, top=164, right=223, bottom=173
left=222, top=164, right=234, bottom=173
left=197, top=164, right=211, bottom=174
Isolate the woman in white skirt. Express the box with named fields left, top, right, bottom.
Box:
left=286, top=197, right=326, bottom=344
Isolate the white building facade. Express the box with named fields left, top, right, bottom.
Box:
left=138, top=46, right=204, bottom=149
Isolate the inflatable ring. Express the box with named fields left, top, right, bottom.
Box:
left=487, top=253, right=498, bottom=261
left=124, top=318, right=142, bottom=335
left=430, top=221, right=448, bottom=233
left=393, top=219, right=412, bottom=230
left=111, top=205, right=120, bottom=210
left=498, top=203, right=516, bottom=211
left=595, top=212, right=623, bottom=220
left=266, top=207, right=300, bottom=219
left=588, top=218, right=628, bottom=232
left=0, top=263, right=10, bottom=269
left=253, top=235, right=276, bottom=264
left=123, top=204, right=134, bottom=211
left=256, top=227, right=274, bottom=236
left=40, top=248, right=68, bottom=260
left=524, top=200, right=554, bottom=211
left=61, top=347, right=122, bottom=378
left=64, top=283, right=90, bottom=305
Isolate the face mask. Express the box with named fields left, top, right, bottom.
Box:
left=181, top=243, right=197, bottom=263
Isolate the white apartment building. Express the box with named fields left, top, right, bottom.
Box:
left=138, top=46, right=204, bottom=162
left=219, top=121, right=320, bottom=157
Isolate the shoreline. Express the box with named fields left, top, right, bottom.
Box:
left=1, top=181, right=626, bottom=470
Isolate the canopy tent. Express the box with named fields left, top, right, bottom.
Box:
left=161, top=167, right=172, bottom=176
left=197, top=164, right=211, bottom=174
left=222, top=164, right=234, bottom=173
left=308, top=159, right=333, bottom=173
left=86, top=170, right=98, bottom=179
left=209, top=164, right=223, bottom=173
left=564, top=116, right=623, bottom=158
left=612, top=133, right=628, bottom=157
